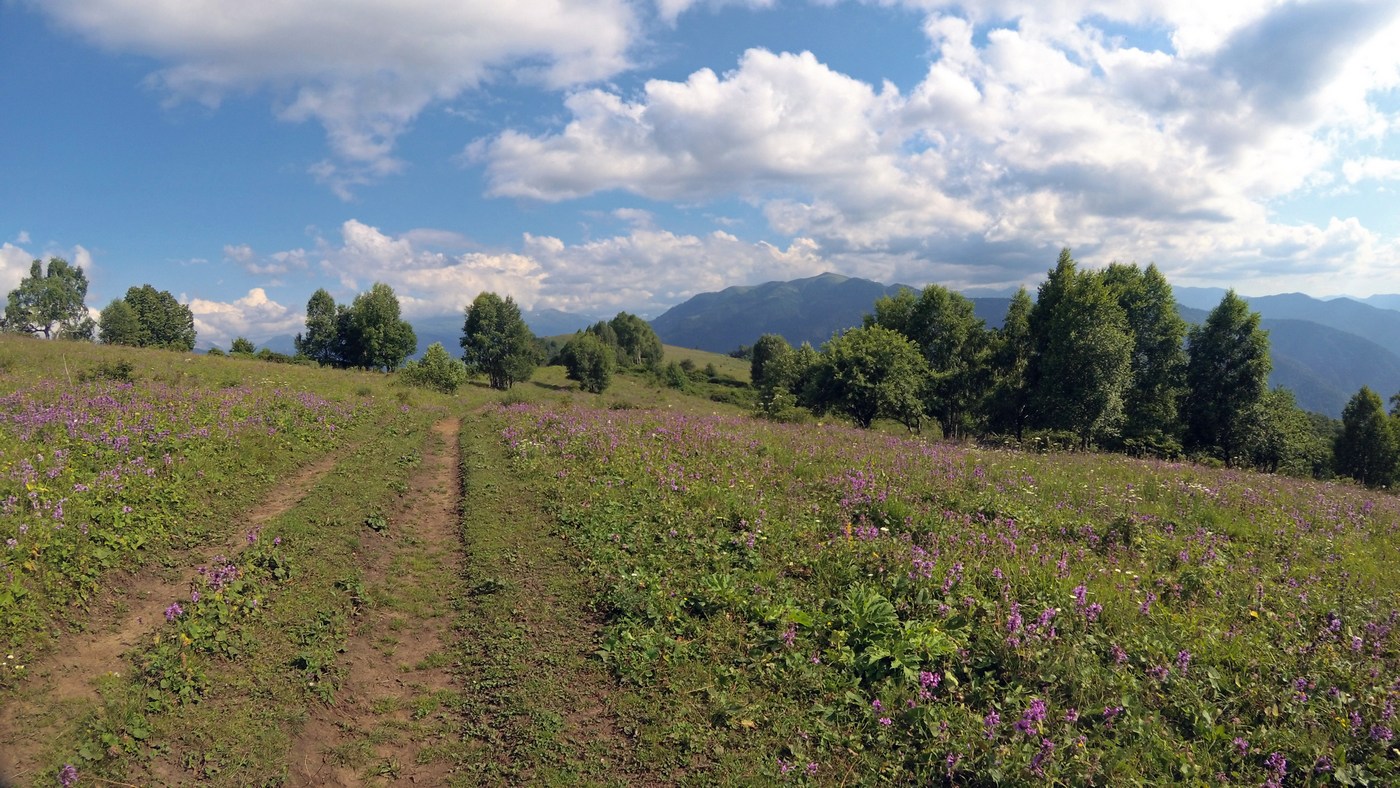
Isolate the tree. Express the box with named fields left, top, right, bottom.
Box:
left=339, top=283, right=416, bottom=371
left=609, top=312, right=664, bottom=369
left=98, top=299, right=143, bottom=346
left=868, top=284, right=989, bottom=437
left=559, top=332, right=614, bottom=393
left=1184, top=291, right=1271, bottom=465
left=750, top=334, right=793, bottom=391
left=124, top=285, right=196, bottom=350
left=988, top=288, right=1034, bottom=440
left=1334, top=387, right=1397, bottom=487
left=1244, top=387, right=1332, bottom=477
left=461, top=292, right=541, bottom=389
left=3, top=257, right=95, bottom=340
left=1027, top=251, right=1133, bottom=448
left=295, top=288, right=341, bottom=366
left=1101, top=263, right=1187, bottom=452
left=399, top=342, right=469, bottom=394
left=810, top=326, right=928, bottom=430
left=230, top=337, right=256, bottom=355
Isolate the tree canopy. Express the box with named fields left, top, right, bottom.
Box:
left=1334, top=386, right=1397, bottom=487
left=1184, top=291, right=1271, bottom=465
left=97, top=285, right=195, bottom=351
left=810, top=326, right=928, bottom=430
left=3, top=257, right=95, bottom=340
left=559, top=332, right=615, bottom=393
left=341, top=283, right=417, bottom=372
left=461, top=292, right=541, bottom=389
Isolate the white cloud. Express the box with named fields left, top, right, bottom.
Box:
left=15, top=231, right=30, bottom=244
left=1343, top=157, right=1400, bottom=184
left=188, top=288, right=304, bottom=349
left=0, top=244, right=34, bottom=297
left=34, top=0, right=639, bottom=194
left=474, top=2, right=1400, bottom=292
left=654, top=0, right=775, bottom=25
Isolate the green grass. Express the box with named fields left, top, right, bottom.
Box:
left=5, top=333, right=1398, bottom=786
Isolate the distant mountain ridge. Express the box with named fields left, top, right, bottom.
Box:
left=651, top=272, right=1400, bottom=418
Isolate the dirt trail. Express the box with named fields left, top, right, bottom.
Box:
left=0, top=448, right=346, bottom=785
left=287, top=418, right=463, bottom=786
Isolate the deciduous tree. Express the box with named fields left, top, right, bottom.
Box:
left=461, top=292, right=541, bottom=389
left=810, top=326, right=928, bottom=430
left=342, top=283, right=416, bottom=371
left=295, top=288, right=341, bottom=366
left=559, top=332, right=614, bottom=393
left=3, top=257, right=95, bottom=340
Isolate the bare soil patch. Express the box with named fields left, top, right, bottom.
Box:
left=286, top=418, right=463, bottom=786
left=0, top=448, right=345, bottom=785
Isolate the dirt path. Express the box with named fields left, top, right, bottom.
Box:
left=0, top=448, right=347, bottom=785
left=451, top=412, right=649, bottom=786
left=286, top=417, right=463, bottom=786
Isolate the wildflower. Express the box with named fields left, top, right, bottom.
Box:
left=1085, top=602, right=1103, bottom=622
left=879, top=717, right=892, bottom=726
left=1030, top=738, right=1055, bottom=777
left=1369, top=724, right=1393, bottom=743
left=57, top=764, right=78, bottom=787
left=777, top=759, right=792, bottom=774
left=1064, top=708, right=1079, bottom=723
left=1110, top=644, right=1127, bottom=664
left=1233, top=737, right=1249, bottom=756
left=984, top=710, right=1001, bottom=739
left=1071, top=584, right=1087, bottom=608
left=1176, top=650, right=1191, bottom=673
left=190, top=591, right=200, bottom=603
left=1103, top=705, right=1123, bottom=727
left=871, top=699, right=883, bottom=712
left=805, top=763, right=818, bottom=776
left=779, top=623, right=796, bottom=648
left=164, top=602, right=183, bottom=622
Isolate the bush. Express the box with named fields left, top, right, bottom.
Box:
left=398, top=343, right=469, bottom=394
left=560, top=333, right=614, bottom=394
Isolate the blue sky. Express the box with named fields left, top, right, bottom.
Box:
left=3, top=0, right=1400, bottom=347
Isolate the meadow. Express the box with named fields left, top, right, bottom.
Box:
left=0, top=336, right=1395, bottom=786
left=495, top=403, right=1400, bottom=785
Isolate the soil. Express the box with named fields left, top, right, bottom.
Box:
left=285, top=418, right=463, bottom=786
left=0, top=448, right=346, bottom=786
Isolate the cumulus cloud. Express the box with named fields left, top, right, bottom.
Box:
left=33, top=0, right=639, bottom=195
left=252, top=219, right=833, bottom=319
left=188, top=288, right=304, bottom=349
left=1343, top=157, right=1400, bottom=184
left=474, top=2, right=1400, bottom=291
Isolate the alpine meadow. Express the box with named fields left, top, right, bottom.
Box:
left=0, top=246, right=1397, bottom=786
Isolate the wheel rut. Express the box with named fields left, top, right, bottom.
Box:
left=287, top=417, right=463, bottom=786
left=0, top=446, right=349, bottom=785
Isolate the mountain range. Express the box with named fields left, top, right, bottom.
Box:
left=649, top=273, right=1400, bottom=419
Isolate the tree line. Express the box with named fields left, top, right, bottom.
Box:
left=748, top=248, right=1398, bottom=487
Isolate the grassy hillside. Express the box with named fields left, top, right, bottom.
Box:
left=0, top=334, right=1396, bottom=785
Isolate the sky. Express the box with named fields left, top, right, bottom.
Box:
left=3, top=0, right=1400, bottom=348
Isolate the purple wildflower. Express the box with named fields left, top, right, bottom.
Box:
left=984, top=710, right=1001, bottom=739
left=1176, top=650, right=1191, bottom=673
left=164, top=602, right=183, bottom=622
left=57, top=764, right=78, bottom=787
left=1233, top=737, right=1249, bottom=756
left=879, top=717, right=892, bottom=727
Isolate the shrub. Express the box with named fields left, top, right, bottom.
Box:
left=398, top=343, right=469, bottom=394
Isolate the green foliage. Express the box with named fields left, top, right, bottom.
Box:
left=1334, top=386, right=1398, bottom=487
left=340, top=283, right=416, bottom=372
left=609, top=312, right=664, bottom=369
left=398, top=342, right=469, bottom=394
left=867, top=284, right=990, bottom=437
left=811, top=325, right=928, bottom=429
left=2, top=257, right=95, bottom=340
left=294, top=288, right=340, bottom=366
left=988, top=288, right=1034, bottom=440
left=1244, top=388, right=1333, bottom=477
left=116, top=284, right=196, bottom=351
left=461, top=292, right=541, bottom=389
left=230, top=337, right=256, bottom=355
left=97, top=299, right=142, bottom=346
left=559, top=332, right=614, bottom=393
left=1101, top=263, right=1187, bottom=447
left=749, top=333, right=792, bottom=392
left=1028, top=250, right=1133, bottom=447
left=1185, top=291, right=1272, bottom=465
